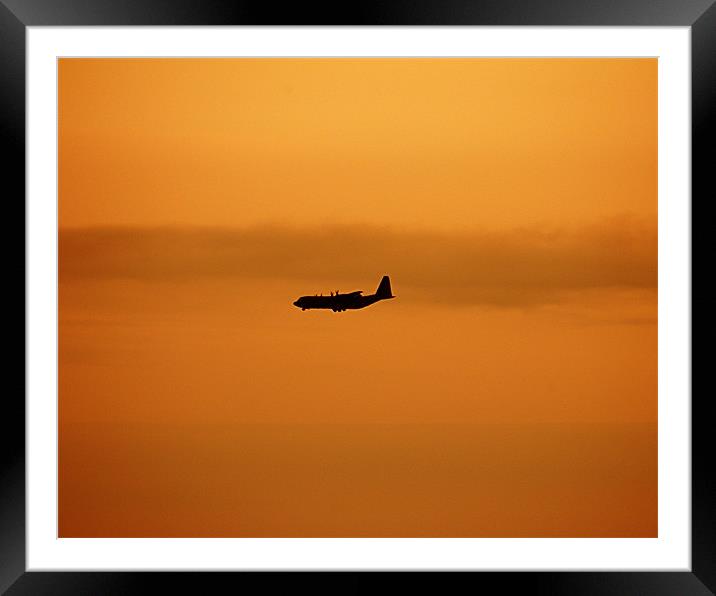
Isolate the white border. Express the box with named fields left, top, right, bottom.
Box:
left=27, top=27, right=691, bottom=570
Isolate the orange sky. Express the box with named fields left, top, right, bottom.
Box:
left=58, top=58, right=657, bottom=538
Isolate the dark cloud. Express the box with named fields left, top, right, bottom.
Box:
left=59, top=216, right=656, bottom=307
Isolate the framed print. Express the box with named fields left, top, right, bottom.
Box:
left=5, top=0, right=712, bottom=593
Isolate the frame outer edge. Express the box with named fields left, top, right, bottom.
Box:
left=0, top=0, right=26, bottom=594
left=691, top=1, right=716, bottom=593
left=0, top=0, right=715, bottom=26
left=8, top=0, right=714, bottom=592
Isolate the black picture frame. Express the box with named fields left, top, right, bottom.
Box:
left=4, top=1, right=712, bottom=593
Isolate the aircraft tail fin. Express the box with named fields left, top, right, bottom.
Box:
left=376, top=275, right=394, bottom=299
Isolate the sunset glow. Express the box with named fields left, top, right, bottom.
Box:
left=59, top=58, right=657, bottom=537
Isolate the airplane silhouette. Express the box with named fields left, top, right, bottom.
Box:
left=293, top=276, right=395, bottom=312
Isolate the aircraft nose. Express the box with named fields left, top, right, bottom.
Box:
left=293, top=300, right=300, bottom=307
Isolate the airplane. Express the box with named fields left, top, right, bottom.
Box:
left=293, top=276, right=395, bottom=312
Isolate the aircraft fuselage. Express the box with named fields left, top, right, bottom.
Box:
left=293, top=276, right=395, bottom=312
